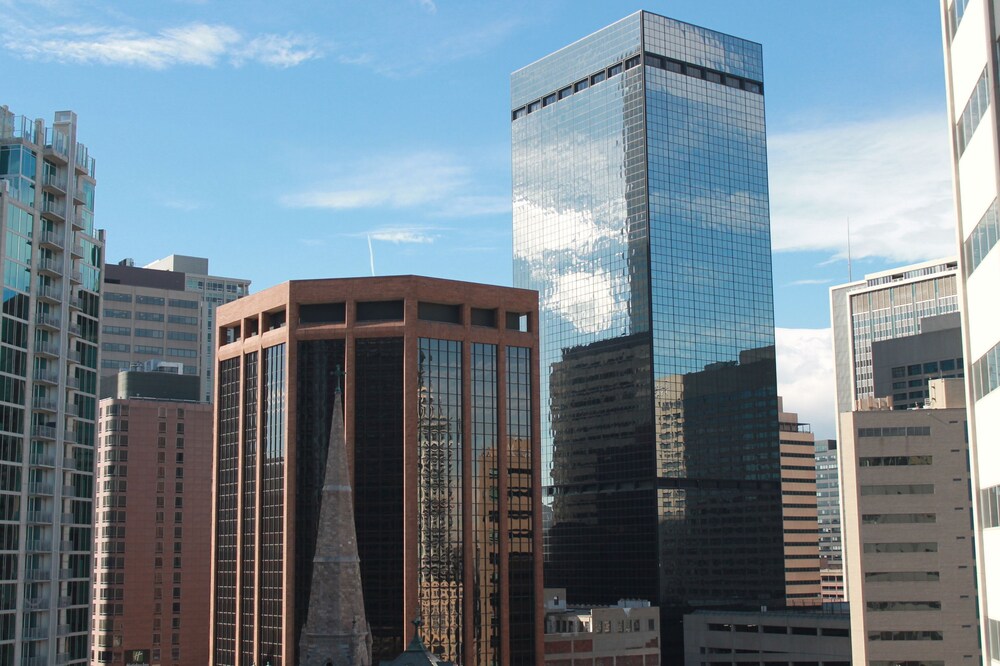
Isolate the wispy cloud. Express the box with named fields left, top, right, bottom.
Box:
left=370, top=229, right=435, bottom=244
left=769, top=113, right=955, bottom=263
left=776, top=327, right=835, bottom=439
left=283, top=151, right=505, bottom=217
left=787, top=278, right=833, bottom=286
left=416, top=0, right=437, bottom=14
left=2, top=22, right=320, bottom=68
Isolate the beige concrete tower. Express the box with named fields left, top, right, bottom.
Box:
left=298, top=385, right=371, bottom=666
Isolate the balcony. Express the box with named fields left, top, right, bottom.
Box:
left=29, top=452, right=55, bottom=467
left=59, top=538, right=74, bottom=551
left=32, top=397, right=58, bottom=412
left=27, top=510, right=53, bottom=523
left=27, top=481, right=54, bottom=496
left=68, top=295, right=85, bottom=311
left=25, top=539, right=53, bottom=552
left=71, top=186, right=85, bottom=206
left=56, top=652, right=72, bottom=665
left=22, top=657, right=50, bottom=666
left=70, top=210, right=83, bottom=231
left=42, top=170, right=67, bottom=193
left=36, top=258, right=63, bottom=278
left=75, top=142, right=95, bottom=176
left=36, top=285, right=62, bottom=303
left=58, top=569, right=73, bottom=581
left=24, top=568, right=49, bottom=582
left=22, top=625, right=50, bottom=640
left=57, top=623, right=72, bottom=636
left=69, top=242, right=84, bottom=258
left=68, top=270, right=83, bottom=285
left=33, top=368, right=59, bottom=384
left=57, top=595, right=73, bottom=608
left=45, top=127, right=69, bottom=163
left=38, top=229, right=65, bottom=250
left=31, top=424, right=56, bottom=440
left=61, top=512, right=76, bottom=524
left=64, top=402, right=80, bottom=417
left=41, top=198, right=66, bottom=222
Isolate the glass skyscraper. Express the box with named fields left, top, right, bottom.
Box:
left=512, top=11, right=782, bottom=651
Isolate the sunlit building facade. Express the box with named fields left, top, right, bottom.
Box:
left=209, top=276, right=542, bottom=666
left=0, top=106, right=103, bottom=666
left=512, top=11, right=782, bottom=658
left=942, top=0, right=1000, bottom=660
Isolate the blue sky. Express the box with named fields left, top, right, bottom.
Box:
left=0, top=1, right=955, bottom=437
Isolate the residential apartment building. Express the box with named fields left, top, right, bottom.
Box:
left=0, top=106, right=103, bottom=666
left=209, top=276, right=542, bottom=666
left=840, top=379, right=980, bottom=664
left=942, top=0, right=1000, bottom=658
left=512, top=12, right=783, bottom=658
left=92, top=372, right=212, bottom=666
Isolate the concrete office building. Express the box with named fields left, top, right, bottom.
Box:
left=209, top=276, right=542, bottom=666
left=840, top=379, right=980, bottom=664
left=830, top=258, right=959, bottom=416
left=682, top=609, right=850, bottom=666
left=512, top=12, right=783, bottom=657
left=814, top=439, right=845, bottom=603
left=0, top=106, right=102, bottom=666
left=143, top=255, right=249, bottom=402
left=91, top=372, right=212, bottom=666
left=542, top=588, right=660, bottom=666
left=778, top=400, right=822, bottom=606
left=942, top=1, right=1000, bottom=658
left=103, top=256, right=249, bottom=402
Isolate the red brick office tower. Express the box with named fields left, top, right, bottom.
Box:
left=208, top=276, right=542, bottom=666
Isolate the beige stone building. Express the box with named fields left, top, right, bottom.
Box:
left=840, top=379, right=980, bottom=664
left=778, top=399, right=822, bottom=606
left=542, top=588, right=660, bottom=665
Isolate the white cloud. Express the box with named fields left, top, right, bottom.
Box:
left=2, top=22, right=319, bottom=68
left=769, top=113, right=956, bottom=263
left=548, top=270, right=622, bottom=336
left=370, top=229, right=435, bottom=244
left=416, top=0, right=437, bottom=14
left=775, top=327, right=836, bottom=440
left=283, top=152, right=505, bottom=216
left=787, top=278, right=833, bottom=286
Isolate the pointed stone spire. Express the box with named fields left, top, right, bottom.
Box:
left=298, top=379, right=372, bottom=666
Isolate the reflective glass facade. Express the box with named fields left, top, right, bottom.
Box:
left=512, top=10, right=782, bottom=651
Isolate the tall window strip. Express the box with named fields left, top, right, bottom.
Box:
left=981, top=484, right=1000, bottom=528
left=505, top=346, right=535, bottom=665
left=260, top=344, right=286, bottom=666
left=957, top=67, right=989, bottom=156
left=416, top=338, right=464, bottom=662
left=470, top=343, right=499, bottom=666
left=964, top=198, right=999, bottom=276
left=239, top=351, right=258, bottom=664
left=949, top=0, right=971, bottom=39
left=972, top=339, right=1000, bottom=401
left=213, top=357, right=240, bottom=664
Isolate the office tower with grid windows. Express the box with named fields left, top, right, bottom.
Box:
left=942, top=0, right=1000, bottom=660
left=511, top=11, right=783, bottom=657
left=0, top=106, right=103, bottom=666
left=209, top=276, right=542, bottom=666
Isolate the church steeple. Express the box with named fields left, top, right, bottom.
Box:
left=298, top=376, right=372, bottom=666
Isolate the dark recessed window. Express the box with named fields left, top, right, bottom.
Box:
left=543, top=93, right=557, bottom=106
left=744, top=81, right=761, bottom=93
left=357, top=300, right=404, bottom=322
left=706, top=71, right=722, bottom=84
left=591, top=71, right=606, bottom=85
left=512, top=107, right=526, bottom=120
left=471, top=308, right=497, bottom=328
left=418, top=302, right=461, bottom=324
left=574, top=79, right=589, bottom=92
left=608, top=63, right=622, bottom=77
left=685, top=65, right=703, bottom=78
left=264, top=309, right=286, bottom=331
left=527, top=100, right=541, bottom=113
left=299, top=302, right=346, bottom=325
left=625, top=55, right=640, bottom=69
left=558, top=87, right=572, bottom=100
left=725, top=75, right=741, bottom=88
left=664, top=60, right=682, bottom=73
left=506, top=311, right=529, bottom=332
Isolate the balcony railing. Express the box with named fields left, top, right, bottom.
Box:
left=25, top=539, right=52, bottom=552
left=36, top=258, right=63, bottom=277
left=38, top=229, right=64, bottom=249
left=42, top=171, right=67, bottom=191
left=33, top=368, right=58, bottom=384
left=27, top=511, right=53, bottom=523
left=31, top=424, right=56, bottom=440
left=27, top=482, right=54, bottom=496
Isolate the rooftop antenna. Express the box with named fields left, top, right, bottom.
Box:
left=367, top=234, right=375, bottom=276
left=847, top=216, right=853, bottom=282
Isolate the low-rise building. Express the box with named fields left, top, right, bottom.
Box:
left=543, top=588, right=660, bottom=665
